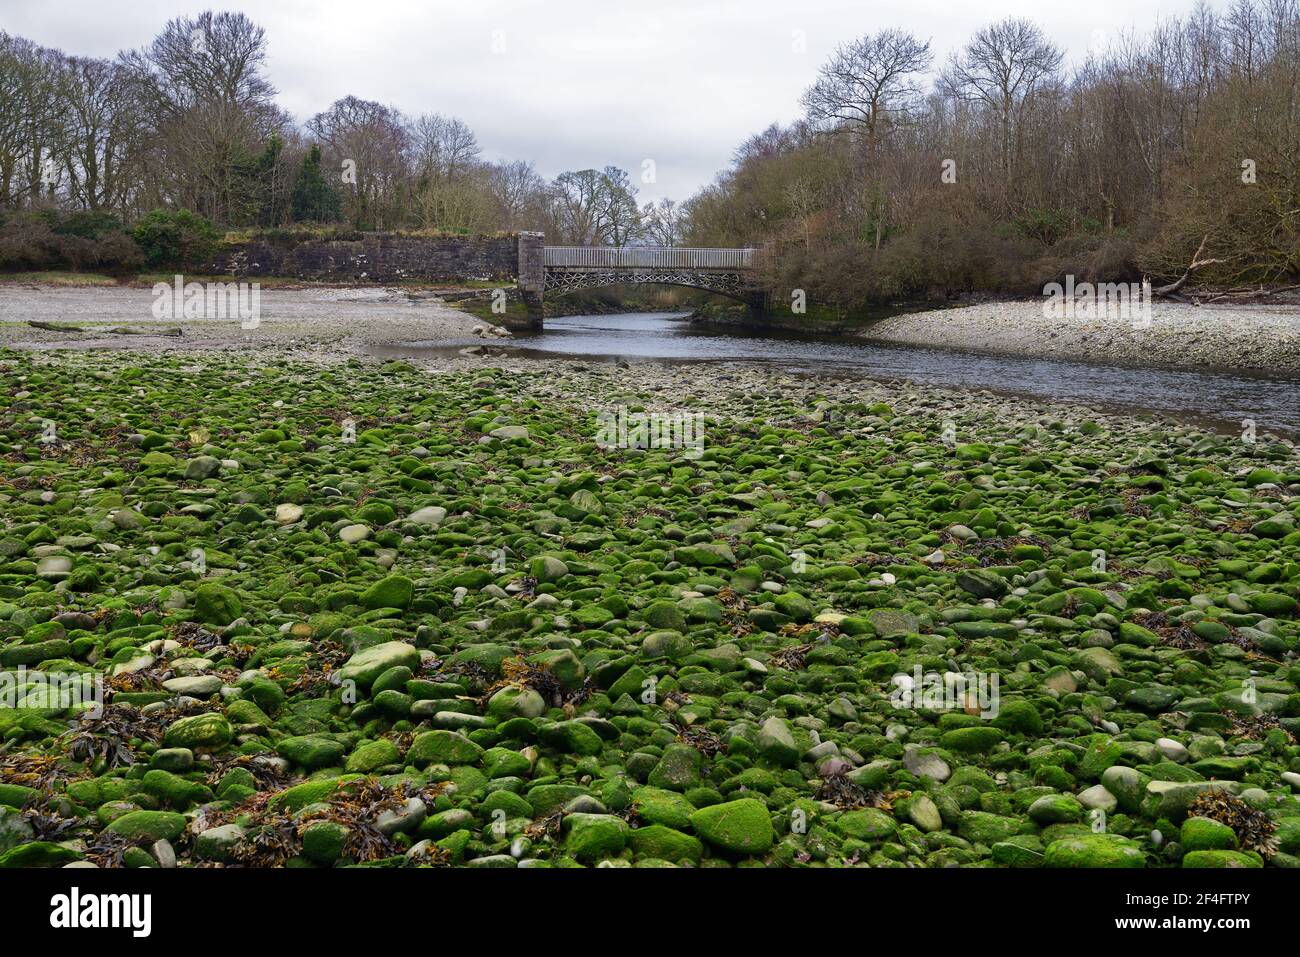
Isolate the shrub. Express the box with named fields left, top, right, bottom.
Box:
left=51, top=210, right=128, bottom=241
left=132, top=208, right=219, bottom=269
left=0, top=217, right=61, bottom=270
left=0, top=210, right=143, bottom=273
left=1014, top=208, right=1073, bottom=246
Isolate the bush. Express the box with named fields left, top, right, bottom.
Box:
left=132, top=208, right=219, bottom=269
left=1028, top=234, right=1140, bottom=288
left=1014, top=208, right=1073, bottom=246
left=50, top=210, right=128, bottom=241
left=0, top=217, right=61, bottom=270
left=79, top=231, right=145, bottom=272
left=0, top=210, right=144, bottom=273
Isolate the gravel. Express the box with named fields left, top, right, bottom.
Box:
left=0, top=284, right=485, bottom=353
left=862, top=300, right=1300, bottom=374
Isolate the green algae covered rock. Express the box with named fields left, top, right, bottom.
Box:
left=1044, top=834, right=1146, bottom=868
left=1180, top=817, right=1239, bottom=852
left=162, top=713, right=233, bottom=752
left=629, top=824, right=703, bottom=863
left=0, top=841, right=82, bottom=868
left=690, top=798, right=774, bottom=856
left=564, top=813, right=629, bottom=862
left=360, top=574, right=414, bottom=610
left=3, top=347, right=1299, bottom=871
left=193, top=582, right=242, bottom=626
left=106, top=810, right=188, bottom=842
left=408, top=730, right=483, bottom=767
left=1182, top=850, right=1264, bottom=868
left=337, top=642, right=421, bottom=688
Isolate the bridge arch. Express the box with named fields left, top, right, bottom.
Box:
left=541, top=245, right=762, bottom=306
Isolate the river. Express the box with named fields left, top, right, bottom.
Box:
left=371, top=311, right=1300, bottom=437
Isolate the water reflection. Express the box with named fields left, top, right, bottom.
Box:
left=370, top=312, right=1300, bottom=436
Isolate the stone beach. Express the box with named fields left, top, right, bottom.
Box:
left=1, top=317, right=1299, bottom=869
left=864, top=299, right=1300, bottom=374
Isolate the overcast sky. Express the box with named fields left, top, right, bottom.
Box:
left=4, top=0, right=1228, bottom=203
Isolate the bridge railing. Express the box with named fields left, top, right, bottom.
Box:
left=543, top=246, right=755, bottom=269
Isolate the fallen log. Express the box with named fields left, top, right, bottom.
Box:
left=107, top=326, right=183, bottom=337
left=1151, top=234, right=1227, bottom=297
left=27, top=320, right=80, bottom=332
left=1202, top=284, right=1300, bottom=304
left=27, top=320, right=183, bottom=337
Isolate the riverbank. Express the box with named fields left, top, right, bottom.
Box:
left=0, top=284, right=482, bottom=353
left=859, top=299, right=1300, bottom=375
left=1, top=341, right=1298, bottom=870
left=8, top=287, right=1300, bottom=437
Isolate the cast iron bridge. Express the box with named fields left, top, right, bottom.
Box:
left=542, top=246, right=761, bottom=303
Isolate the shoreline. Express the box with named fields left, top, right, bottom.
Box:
left=686, top=297, right=1300, bottom=378
left=4, top=283, right=1300, bottom=442
left=9, top=282, right=1300, bottom=377
left=856, top=299, right=1300, bottom=376
left=5, top=330, right=1297, bottom=454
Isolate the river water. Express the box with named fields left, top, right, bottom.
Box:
left=374, top=311, right=1300, bottom=437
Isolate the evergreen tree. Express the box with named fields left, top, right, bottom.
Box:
left=290, top=144, right=341, bottom=223
left=254, top=133, right=287, bottom=227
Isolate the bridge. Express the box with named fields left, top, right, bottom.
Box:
left=543, top=246, right=759, bottom=299
left=514, top=234, right=763, bottom=326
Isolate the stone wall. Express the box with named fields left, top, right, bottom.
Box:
left=206, top=233, right=521, bottom=284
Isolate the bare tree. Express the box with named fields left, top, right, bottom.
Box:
left=307, top=96, right=409, bottom=229
left=58, top=57, right=149, bottom=213
left=410, top=114, right=480, bottom=183
left=488, top=159, right=547, bottom=230
left=0, top=33, right=65, bottom=208
left=640, top=197, right=683, bottom=246
left=596, top=166, right=641, bottom=246
left=551, top=169, right=602, bottom=243
left=118, top=11, right=283, bottom=223
left=941, top=17, right=1063, bottom=187
left=405, top=113, right=493, bottom=232
left=550, top=167, right=640, bottom=245
left=802, top=29, right=932, bottom=157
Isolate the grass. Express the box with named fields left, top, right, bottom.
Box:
left=457, top=297, right=534, bottom=325
left=0, top=271, right=122, bottom=286
left=218, top=225, right=516, bottom=245
left=0, top=269, right=516, bottom=293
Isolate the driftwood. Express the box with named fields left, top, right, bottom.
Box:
left=108, top=326, right=183, bottom=337
left=27, top=320, right=181, bottom=337
left=1151, top=234, right=1227, bottom=297
left=1202, top=284, right=1300, bottom=304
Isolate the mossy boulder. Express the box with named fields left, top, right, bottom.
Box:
left=1180, top=816, right=1239, bottom=852
left=408, top=730, right=484, bottom=767
left=106, top=810, right=188, bottom=842
left=359, top=574, right=414, bottom=610
left=630, top=824, right=703, bottom=863
left=564, top=813, right=629, bottom=862
left=1182, top=850, right=1263, bottom=868
left=162, top=713, right=233, bottom=752
left=277, top=735, right=346, bottom=770
left=690, top=798, right=774, bottom=856
left=337, top=641, right=421, bottom=689
left=193, top=583, right=242, bottom=626
left=1043, top=834, right=1145, bottom=868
